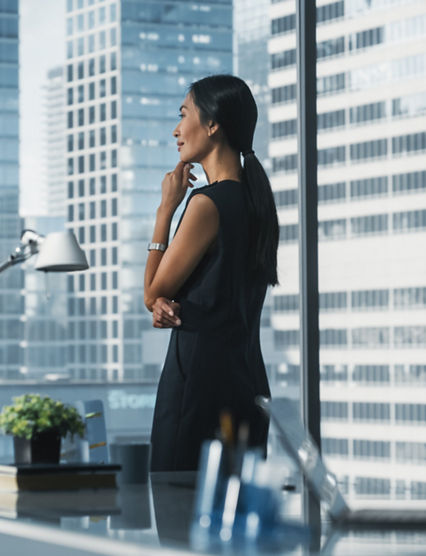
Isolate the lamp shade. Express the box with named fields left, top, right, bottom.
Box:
left=35, top=230, right=89, bottom=272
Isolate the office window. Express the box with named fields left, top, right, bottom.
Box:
left=273, top=154, right=298, bottom=173
left=318, top=109, right=345, bottom=131
left=318, top=146, right=345, bottom=166
left=394, top=326, right=426, bottom=347
left=271, top=49, right=296, bottom=70
left=352, top=365, right=390, bottom=383
left=320, top=328, right=348, bottom=347
left=350, top=214, right=388, bottom=236
left=318, top=182, right=346, bottom=203
left=353, top=402, right=390, bottom=421
left=355, top=477, right=391, bottom=496
left=322, top=438, right=349, bottom=456
left=271, top=13, right=295, bottom=36
left=279, top=224, right=298, bottom=243
left=353, top=440, right=390, bottom=459
left=392, top=131, right=426, bottom=154
left=272, top=119, right=297, bottom=139
left=316, top=1, right=344, bottom=24
left=321, top=364, right=348, bottom=382
left=274, top=188, right=297, bottom=208
left=317, top=36, right=344, bottom=59
left=318, top=218, right=346, bottom=240
left=395, top=404, right=426, bottom=424
left=320, top=291, right=347, bottom=311
left=89, top=82, right=95, bottom=100
left=349, top=101, right=386, bottom=124
left=350, top=138, right=387, bottom=161
left=351, top=289, right=389, bottom=310
left=352, top=327, right=390, bottom=347
left=272, top=83, right=296, bottom=105
left=393, top=210, right=426, bottom=232
left=321, top=401, right=348, bottom=420
left=350, top=176, right=388, bottom=198
left=317, top=72, right=345, bottom=96
left=99, top=54, right=106, bottom=73
left=394, top=287, right=426, bottom=309
left=393, top=170, right=426, bottom=194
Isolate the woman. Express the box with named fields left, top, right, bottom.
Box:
left=144, top=74, right=279, bottom=471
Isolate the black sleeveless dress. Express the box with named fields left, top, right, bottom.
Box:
left=150, top=179, right=271, bottom=471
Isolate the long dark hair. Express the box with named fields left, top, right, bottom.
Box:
left=189, top=74, right=279, bottom=286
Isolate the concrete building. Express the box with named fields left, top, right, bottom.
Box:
left=269, top=0, right=426, bottom=500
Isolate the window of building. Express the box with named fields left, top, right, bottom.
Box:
left=393, top=170, right=426, bottom=194
left=350, top=176, right=388, bottom=198
left=350, top=214, right=388, bottom=236
left=352, top=327, right=390, bottom=347
left=274, top=188, right=297, bottom=208
left=318, top=182, right=346, bottom=203
left=318, top=146, right=345, bottom=166
left=351, top=289, right=389, bottom=310
left=353, top=402, right=390, bottom=421
left=271, top=84, right=296, bottom=105
left=317, top=36, right=344, bottom=60
left=320, top=328, right=348, bottom=347
left=353, top=439, right=390, bottom=459
left=352, top=365, right=390, bottom=383
left=321, top=401, right=348, bottom=419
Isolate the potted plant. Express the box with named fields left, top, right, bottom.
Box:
left=0, top=393, right=85, bottom=464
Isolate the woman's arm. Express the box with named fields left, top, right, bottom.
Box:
left=144, top=163, right=219, bottom=313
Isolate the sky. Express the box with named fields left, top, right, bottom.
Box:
left=20, top=0, right=65, bottom=216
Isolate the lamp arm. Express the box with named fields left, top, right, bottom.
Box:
left=0, top=229, right=44, bottom=274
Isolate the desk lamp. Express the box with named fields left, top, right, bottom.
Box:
left=0, top=229, right=89, bottom=274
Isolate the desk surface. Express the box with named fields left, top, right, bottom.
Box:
left=0, top=471, right=425, bottom=555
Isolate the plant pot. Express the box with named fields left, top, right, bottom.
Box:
left=14, top=429, right=61, bottom=464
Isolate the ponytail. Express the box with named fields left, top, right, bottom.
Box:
left=242, top=152, right=279, bottom=286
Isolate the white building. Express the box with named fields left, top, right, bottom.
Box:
left=269, top=0, right=426, bottom=501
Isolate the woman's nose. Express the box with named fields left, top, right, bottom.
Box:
left=173, top=125, right=179, bottom=138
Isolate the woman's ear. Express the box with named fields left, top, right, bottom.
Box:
left=207, top=120, right=220, bottom=137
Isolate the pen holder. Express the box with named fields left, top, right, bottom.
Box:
left=190, top=441, right=310, bottom=553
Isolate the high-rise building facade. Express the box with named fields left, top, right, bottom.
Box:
left=270, top=0, right=426, bottom=501
left=65, top=0, right=232, bottom=382
left=45, top=66, right=67, bottom=218
left=0, top=0, right=23, bottom=381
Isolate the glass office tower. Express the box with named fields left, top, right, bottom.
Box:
left=0, top=0, right=23, bottom=380
left=45, top=66, right=67, bottom=218
left=65, top=0, right=232, bottom=382
left=270, top=0, right=426, bottom=500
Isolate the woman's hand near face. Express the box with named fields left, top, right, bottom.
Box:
left=160, top=161, right=197, bottom=214
left=152, top=297, right=181, bottom=328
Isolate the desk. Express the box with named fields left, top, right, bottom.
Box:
left=0, top=472, right=425, bottom=555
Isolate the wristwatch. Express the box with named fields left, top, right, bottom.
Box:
left=147, top=242, right=167, bottom=252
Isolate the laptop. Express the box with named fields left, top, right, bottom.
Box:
left=257, top=396, right=426, bottom=528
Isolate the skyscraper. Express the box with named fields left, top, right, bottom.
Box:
left=270, top=0, right=426, bottom=500
left=0, top=0, right=22, bottom=381
left=45, top=66, right=67, bottom=218
left=65, top=0, right=232, bottom=382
